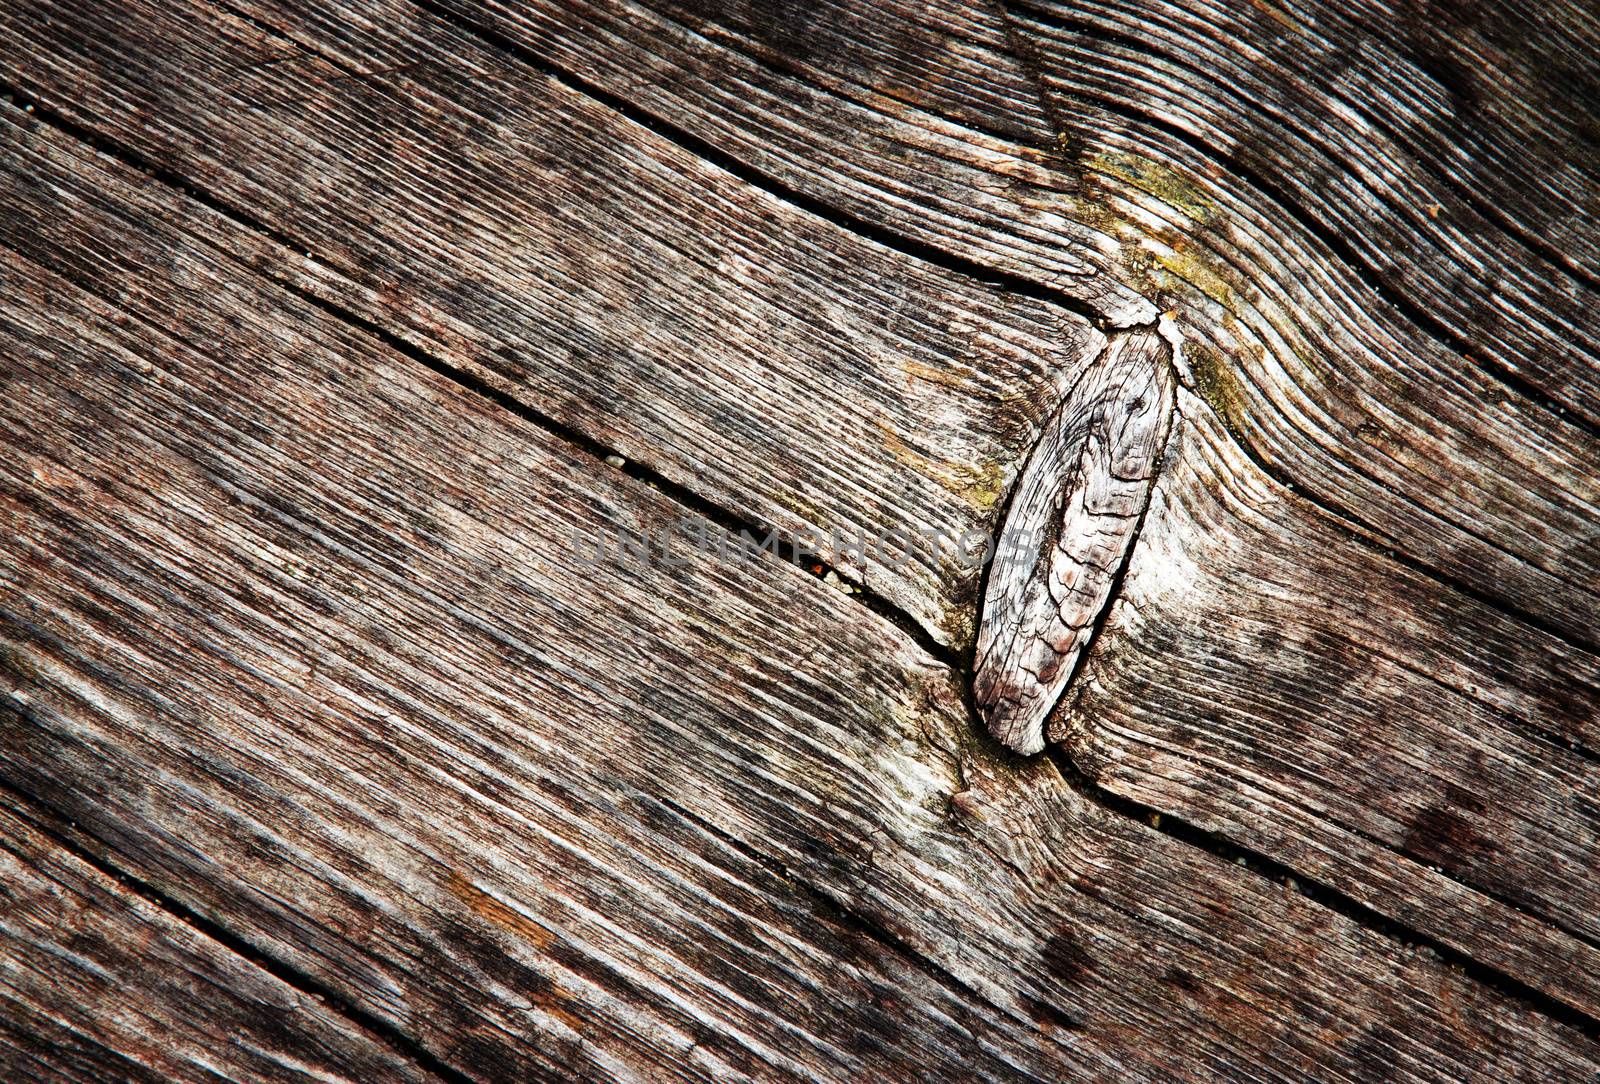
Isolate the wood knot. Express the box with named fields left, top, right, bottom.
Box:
left=972, top=328, right=1175, bottom=754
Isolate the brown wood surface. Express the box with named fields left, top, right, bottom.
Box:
left=0, top=0, right=1597, bottom=1079
left=0, top=803, right=436, bottom=1082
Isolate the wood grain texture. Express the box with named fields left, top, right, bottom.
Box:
left=0, top=0, right=1119, bottom=651
left=976, top=327, right=1174, bottom=754
left=999, top=0, right=1600, bottom=656
left=0, top=804, right=436, bottom=1083
left=1060, top=379, right=1600, bottom=1018
left=420, top=0, right=1160, bottom=326
left=372, top=0, right=1600, bottom=659
left=352, top=0, right=1600, bottom=1014
left=4, top=105, right=1598, bottom=1080
left=3, top=0, right=1600, bottom=1074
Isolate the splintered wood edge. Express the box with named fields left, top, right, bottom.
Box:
left=974, top=326, right=1175, bottom=754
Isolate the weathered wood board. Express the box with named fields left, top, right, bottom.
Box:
left=5, top=103, right=1598, bottom=1079
left=0, top=803, right=435, bottom=1082
left=1, top=0, right=1598, bottom=1078
left=0, top=0, right=1120, bottom=648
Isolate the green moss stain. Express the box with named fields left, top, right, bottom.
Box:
left=774, top=490, right=825, bottom=532
left=1059, top=150, right=1263, bottom=324
left=1155, top=249, right=1236, bottom=309
left=938, top=588, right=979, bottom=656
left=1189, top=342, right=1248, bottom=437
left=1089, top=152, right=1216, bottom=225
left=880, top=421, right=1008, bottom=513
left=934, top=545, right=988, bottom=656
left=949, top=461, right=1006, bottom=513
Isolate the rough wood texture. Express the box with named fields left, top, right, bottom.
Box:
left=3, top=105, right=1598, bottom=1080
left=0, top=0, right=1118, bottom=649
left=1003, top=0, right=1600, bottom=653
left=313, top=0, right=1600, bottom=1020
left=0, top=804, right=434, bottom=1083
left=1, top=0, right=1598, bottom=1077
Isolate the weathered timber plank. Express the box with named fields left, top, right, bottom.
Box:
left=997, top=0, right=1600, bottom=653
left=363, top=0, right=1600, bottom=656
left=3, top=108, right=1597, bottom=1079
left=0, top=0, right=1116, bottom=650
left=0, top=804, right=437, bottom=1083
left=125, top=0, right=1600, bottom=1013
left=5, top=0, right=1600, bottom=1027
left=1062, top=384, right=1600, bottom=1017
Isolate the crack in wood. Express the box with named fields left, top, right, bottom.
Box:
left=409, top=0, right=1141, bottom=332
left=0, top=777, right=473, bottom=1084
left=1041, top=749, right=1600, bottom=1044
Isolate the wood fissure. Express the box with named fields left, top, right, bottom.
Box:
left=1042, top=748, right=1600, bottom=1044
left=0, top=781, right=474, bottom=1083
left=411, top=0, right=1132, bottom=334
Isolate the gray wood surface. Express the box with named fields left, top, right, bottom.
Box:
left=1, top=0, right=1598, bottom=1079
left=0, top=0, right=1117, bottom=648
